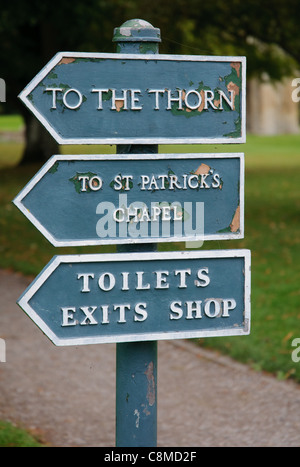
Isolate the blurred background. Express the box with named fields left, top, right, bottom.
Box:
left=0, top=0, right=299, bottom=163
left=0, top=0, right=299, bottom=384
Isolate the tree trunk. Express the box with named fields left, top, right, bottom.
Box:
left=19, top=111, right=59, bottom=165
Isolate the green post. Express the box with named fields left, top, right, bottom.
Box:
left=113, top=19, right=161, bottom=447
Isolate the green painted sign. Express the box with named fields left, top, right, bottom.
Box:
left=18, top=52, right=246, bottom=145
left=17, top=250, right=251, bottom=346
left=13, top=153, right=244, bottom=246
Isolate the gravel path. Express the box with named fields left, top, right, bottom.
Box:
left=1, top=269, right=300, bottom=447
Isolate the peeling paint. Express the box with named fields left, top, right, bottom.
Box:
left=115, top=100, right=124, bottom=112
left=194, top=163, right=210, bottom=175
left=144, top=361, right=155, bottom=407
left=142, top=403, right=150, bottom=416
left=119, top=27, right=132, bottom=37
left=227, top=81, right=240, bottom=110
left=231, top=62, right=241, bottom=78
left=230, top=205, right=240, bottom=232
left=197, top=90, right=205, bottom=112
left=48, top=161, right=59, bottom=174
left=59, top=57, right=76, bottom=65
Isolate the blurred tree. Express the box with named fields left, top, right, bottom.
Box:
left=147, top=0, right=299, bottom=78
left=0, top=0, right=299, bottom=164
left=0, top=0, right=124, bottom=163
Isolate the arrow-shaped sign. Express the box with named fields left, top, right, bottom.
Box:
left=17, top=250, right=251, bottom=346
left=18, top=52, right=246, bottom=145
left=13, top=153, right=244, bottom=246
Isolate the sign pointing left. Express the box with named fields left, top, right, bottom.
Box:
left=18, top=51, right=246, bottom=145
left=17, top=250, right=251, bottom=346
left=13, top=153, right=244, bottom=246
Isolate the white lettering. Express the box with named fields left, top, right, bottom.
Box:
left=78, top=175, right=102, bottom=192
left=219, top=90, right=234, bottom=110
left=91, top=88, right=109, bottom=109
left=63, top=88, right=83, bottom=110
left=185, top=300, right=202, bottom=319
left=169, top=174, right=181, bottom=190
left=98, top=272, right=116, bottom=291
left=187, top=175, right=199, bottom=189
left=77, top=273, right=95, bottom=292
left=169, top=298, right=236, bottom=321
left=89, top=176, right=102, bottom=191
left=148, top=89, right=165, bottom=110
left=174, top=269, right=191, bottom=288
left=195, top=268, right=210, bottom=287
left=222, top=298, right=236, bottom=317
left=167, top=89, right=183, bottom=110
left=121, top=272, right=129, bottom=291
left=78, top=175, right=90, bottom=192
left=101, top=305, right=110, bottom=324
left=200, top=173, right=209, bottom=188
left=45, top=87, right=63, bottom=109
left=130, top=89, right=143, bottom=110
left=140, top=175, right=150, bottom=190
left=212, top=173, right=221, bottom=188
left=169, top=301, right=183, bottom=320
left=204, top=89, right=218, bottom=109
left=80, top=306, right=98, bottom=325
left=113, top=174, right=133, bottom=191
left=134, top=303, right=148, bottom=322
left=136, top=271, right=150, bottom=290
left=61, top=307, right=76, bottom=326
left=114, top=304, right=130, bottom=323
left=155, top=271, right=170, bottom=289
left=184, top=90, right=202, bottom=110
left=111, top=89, right=128, bottom=110
left=204, top=299, right=221, bottom=318
left=46, top=87, right=237, bottom=112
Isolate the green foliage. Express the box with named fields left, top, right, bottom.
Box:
left=0, top=420, right=45, bottom=447
left=1, top=0, right=299, bottom=113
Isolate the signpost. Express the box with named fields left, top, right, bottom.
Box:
left=15, top=18, right=250, bottom=448
left=13, top=153, right=244, bottom=246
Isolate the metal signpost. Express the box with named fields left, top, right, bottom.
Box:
left=15, top=18, right=250, bottom=448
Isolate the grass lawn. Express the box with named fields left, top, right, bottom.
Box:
left=0, top=420, right=45, bottom=447
left=0, top=118, right=300, bottom=384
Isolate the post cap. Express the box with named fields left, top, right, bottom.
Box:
left=113, top=19, right=161, bottom=42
